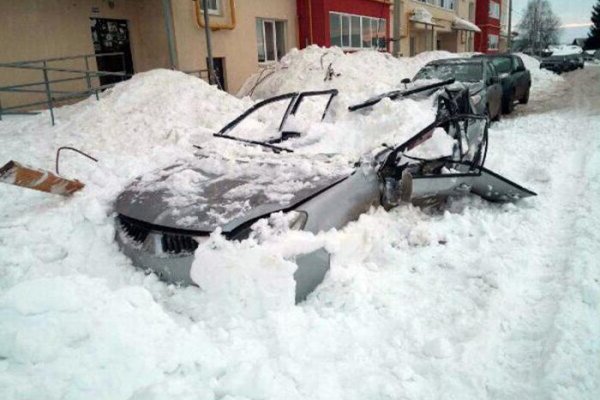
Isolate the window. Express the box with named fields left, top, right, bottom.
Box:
left=256, top=19, right=286, bottom=63
left=329, top=12, right=387, bottom=50
left=419, top=0, right=454, bottom=10
left=469, top=2, right=475, bottom=22
left=200, top=0, right=220, bottom=15
left=488, top=34, right=499, bottom=50
left=438, top=0, right=455, bottom=10
left=489, top=1, right=500, bottom=19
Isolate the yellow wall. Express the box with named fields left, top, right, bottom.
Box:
left=170, top=0, right=298, bottom=94
left=0, top=0, right=170, bottom=110
left=392, top=0, right=476, bottom=56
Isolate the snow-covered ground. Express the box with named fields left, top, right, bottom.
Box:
left=1, top=50, right=599, bottom=400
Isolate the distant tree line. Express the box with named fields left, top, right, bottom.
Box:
left=586, top=0, right=600, bottom=49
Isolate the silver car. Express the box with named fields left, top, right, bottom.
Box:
left=115, top=89, right=535, bottom=302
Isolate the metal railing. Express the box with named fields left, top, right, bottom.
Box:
left=0, top=52, right=130, bottom=125
left=0, top=53, right=216, bottom=126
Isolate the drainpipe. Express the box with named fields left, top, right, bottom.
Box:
left=202, top=0, right=216, bottom=85
left=507, top=0, right=512, bottom=51
left=161, top=0, right=178, bottom=69
left=392, top=0, right=402, bottom=56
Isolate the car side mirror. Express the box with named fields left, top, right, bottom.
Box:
left=401, top=78, right=411, bottom=85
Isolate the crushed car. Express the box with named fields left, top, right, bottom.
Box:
left=115, top=88, right=535, bottom=303
left=396, top=57, right=504, bottom=121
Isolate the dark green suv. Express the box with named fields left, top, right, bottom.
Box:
left=473, top=54, right=531, bottom=114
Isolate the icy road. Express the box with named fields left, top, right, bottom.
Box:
left=0, top=52, right=599, bottom=400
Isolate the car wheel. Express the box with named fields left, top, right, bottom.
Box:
left=489, top=103, right=501, bottom=122
left=519, top=88, right=530, bottom=104
left=502, top=89, right=515, bottom=114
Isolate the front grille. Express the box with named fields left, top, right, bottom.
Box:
left=161, top=233, right=199, bottom=254
left=118, top=214, right=204, bottom=254
left=119, top=216, right=150, bottom=244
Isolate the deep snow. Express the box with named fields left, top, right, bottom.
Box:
left=1, top=49, right=599, bottom=400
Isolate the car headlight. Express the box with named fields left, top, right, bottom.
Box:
left=287, top=211, right=308, bottom=230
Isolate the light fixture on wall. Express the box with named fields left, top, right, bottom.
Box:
left=107, top=0, right=115, bottom=9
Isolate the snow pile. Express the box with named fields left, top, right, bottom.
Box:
left=1, top=50, right=600, bottom=400
left=239, top=46, right=458, bottom=106
left=548, top=45, right=583, bottom=55
left=52, top=69, right=248, bottom=155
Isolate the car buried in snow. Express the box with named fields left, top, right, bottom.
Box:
left=403, top=57, right=504, bottom=121
left=115, top=88, right=535, bottom=303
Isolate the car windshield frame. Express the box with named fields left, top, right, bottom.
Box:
left=213, top=90, right=338, bottom=153
left=489, top=56, right=513, bottom=74
left=414, top=61, right=484, bottom=83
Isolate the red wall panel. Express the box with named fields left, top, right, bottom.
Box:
left=298, top=0, right=390, bottom=50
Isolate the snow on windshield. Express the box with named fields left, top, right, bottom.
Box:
left=414, top=62, right=483, bottom=83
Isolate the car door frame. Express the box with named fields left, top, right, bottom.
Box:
left=485, top=62, right=503, bottom=118
left=512, top=56, right=527, bottom=99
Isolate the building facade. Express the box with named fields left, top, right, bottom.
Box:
left=0, top=0, right=298, bottom=109
left=499, top=0, right=510, bottom=51
left=2, top=0, right=486, bottom=112
left=297, top=0, right=479, bottom=57
left=297, top=0, right=391, bottom=52
left=474, top=0, right=502, bottom=53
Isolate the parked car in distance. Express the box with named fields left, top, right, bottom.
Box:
left=540, top=55, right=571, bottom=74
left=568, top=53, right=585, bottom=69
left=472, top=54, right=531, bottom=114
left=411, top=57, right=503, bottom=121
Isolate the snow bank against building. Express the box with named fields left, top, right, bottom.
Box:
left=238, top=46, right=458, bottom=106
left=53, top=69, right=248, bottom=154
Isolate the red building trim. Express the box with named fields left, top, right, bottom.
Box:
left=297, top=0, right=391, bottom=51
left=474, top=0, right=502, bottom=54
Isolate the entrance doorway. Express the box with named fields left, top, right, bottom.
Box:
left=90, top=18, right=134, bottom=86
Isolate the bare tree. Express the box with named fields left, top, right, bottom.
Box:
left=516, top=0, right=561, bottom=54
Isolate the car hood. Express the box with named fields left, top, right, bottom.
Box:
left=115, top=153, right=354, bottom=233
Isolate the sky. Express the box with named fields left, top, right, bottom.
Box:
left=512, top=0, right=596, bottom=43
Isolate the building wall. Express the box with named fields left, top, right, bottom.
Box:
left=0, top=0, right=170, bottom=109
left=474, top=0, right=501, bottom=53
left=172, top=0, right=298, bottom=95
left=399, top=0, right=477, bottom=56
left=297, top=0, right=391, bottom=51
left=499, top=0, right=510, bottom=51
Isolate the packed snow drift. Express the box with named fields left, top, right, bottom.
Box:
left=1, top=48, right=599, bottom=400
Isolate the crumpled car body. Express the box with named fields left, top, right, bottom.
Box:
left=115, top=88, right=535, bottom=302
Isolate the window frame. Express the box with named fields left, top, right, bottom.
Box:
left=329, top=11, right=387, bottom=51
left=487, top=34, right=499, bottom=51
left=256, top=18, right=287, bottom=64
left=417, top=0, right=455, bottom=11
left=200, top=0, right=221, bottom=15
left=489, top=1, right=500, bottom=19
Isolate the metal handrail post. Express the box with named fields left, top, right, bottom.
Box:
left=42, top=61, right=55, bottom=125
left=84, top=55, right=99, bottom=100
left=120, top=53, right=126, bottom=82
